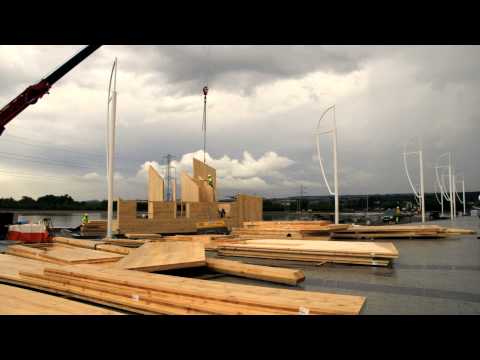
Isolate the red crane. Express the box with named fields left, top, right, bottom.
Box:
left=0, top=45, right=101, bottom=136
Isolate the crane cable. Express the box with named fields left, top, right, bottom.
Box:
left=201, top=45, right=212, bottom=164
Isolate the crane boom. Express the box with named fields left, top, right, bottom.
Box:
left=0, top=45, right=101, bottom=135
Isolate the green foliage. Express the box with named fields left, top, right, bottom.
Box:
left=0, top=195, right=110, bottom=211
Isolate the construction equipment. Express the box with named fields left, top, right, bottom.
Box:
left=0, top=45, right=101, bottom=136
left=196, top=220, right=228, bottom=235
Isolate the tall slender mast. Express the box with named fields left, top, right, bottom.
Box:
left=332, top=106, right=339, bottom=225
left=106, top=58, right=118, bottom=240
left=315, top=105, right=339, bottom=224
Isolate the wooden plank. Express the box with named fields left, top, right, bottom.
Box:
left=125, top=233, right=163, bottom=239
left=42, top=265, right=366, bottom=315
left=217, top=250, right=390, bottom=266
left=217, top=240, right=399, bottom=258
left=113, top=241, right=206, bottom=272
left=0, top=254, right=364, bottom=315
left=0, top=283, right=123, bottom=315
left=6, top=244, right=124, bottom=264
left=206, top=258, right=305, bottom=285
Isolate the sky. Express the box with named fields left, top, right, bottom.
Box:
left=0, top=45, right=478, bottom=201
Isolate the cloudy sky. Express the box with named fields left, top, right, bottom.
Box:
left=0, top=45, right=478, bottom=201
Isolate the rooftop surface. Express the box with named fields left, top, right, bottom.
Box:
left=211, top=216, right=480, bottom=314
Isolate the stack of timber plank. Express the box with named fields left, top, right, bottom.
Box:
left=53, top=237, right=131, bottom=255
left=232, top=221, right=348, bottom=240
left=80, top=220, right=107, bottom=237
left=125, top=233, right=163, bottom=240
left=217, top=239, right=399, bottom=266
left=0, top=283, right=123, bottom=315
left=162, top=234, right=242, bottom=250
left=4, top=243, right=123, bottom=265
left=103, top=239, right=149, bottom=247
left=331, top=224, right=476, bottom=240
left=0, top=254, right=365, bottom=315
left=51, top=239, right=305, bottom=286
left=104, top=241, right=305, bottom=286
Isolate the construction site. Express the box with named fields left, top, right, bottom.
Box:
left=0, top=45, right=479, bottom=315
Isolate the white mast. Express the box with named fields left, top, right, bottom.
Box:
left=435, top=152, right=454, bottom=221
left=106, top=58, right=118, bottom=240
left=403, top=137, right=425, bottom=223
left=315, top=105, right=339, bottom=224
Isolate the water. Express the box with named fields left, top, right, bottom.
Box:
left=15, top=211, right=109, bottom=228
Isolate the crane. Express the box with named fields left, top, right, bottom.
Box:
left=0, top=45, right=101, bottom=136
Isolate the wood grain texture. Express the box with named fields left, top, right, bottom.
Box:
left=0, top=284, right=123, bottom=315
left=206, top=258, right=305, bottom=285
left=0, top=254, right=364, bottom=315
left=113, top=241, right=206, bottom=272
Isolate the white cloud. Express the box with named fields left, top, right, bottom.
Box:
left=172, top=150, right=294, bottom=179
left=83, top=172, right=101, bottom=180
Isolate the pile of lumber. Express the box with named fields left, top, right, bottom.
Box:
left=331, top=224, right=477, bottom=239
left=103, top=238, right=149, bottom=247
left=5, top=243, right=123, bottom=265
left=80, top=220, right=107, bottom=237
left=217, top=239, right=399, bottom=266
left=125, top=233, right=163, bottom=240
left=53, top=237, right=130, bottom=255
left=162, top=234, right=242, bottom=250
left=0, top=254, right=365, bottom=315
left=232, top=221, right=349, bottom=240
left=0, top=283, right=123, bottom=315
left=53, top=238, right=305, bottom=286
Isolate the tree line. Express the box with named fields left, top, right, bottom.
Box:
left=0, top=195, right=110, bottom=211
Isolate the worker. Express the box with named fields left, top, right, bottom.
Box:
left=81, top=213, right=89, bottom=225
left=395, top=206, right=401, bottom=224
left=207, top=174, right=214, bottom=188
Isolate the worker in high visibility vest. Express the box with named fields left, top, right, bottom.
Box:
left=207, top=174, right=214, bottom=188
left=395, top=206, right=401, bottom=224
left=81, top=213, right=89, bottom=225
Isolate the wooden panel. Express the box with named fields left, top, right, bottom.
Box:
left=0, top=284, right=123, bottom=315
left=150, top=202, right=175, bottom=220
left=117, top=199, right=137, bottom=222
left=193, top=158, right=216, bottom=202
left=237, top=194, right=263, bottom=226
left=113, top=241, right=206, bottom=272
left=180, top=172, right=200, bottom=202
left=193, top=158, right=216, bottom=185
left=148, top=166, right=164, bottom=216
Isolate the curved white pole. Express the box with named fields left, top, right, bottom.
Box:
left=314, top=105, right=339, bottom=224
left=403, top=137, right=425, bottom=222
left=436, top=152, right=454, bottom=220
left=106, top=58, right=118, bottom=240
left=316, top=135, right=334, bottom=195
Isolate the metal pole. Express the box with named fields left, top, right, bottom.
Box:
left=333, top=106, right=339, bottom=225
left=448, top=154, right=454, bottom=221
left=106, top=59, right=117, bottom=240
left=419, top=149, right=425, bottom=223
left=441, top=190, right=444, bottom=217
left=462, top=179, right=466, bottom=215
left=453, top=173, right=457, bottom=217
